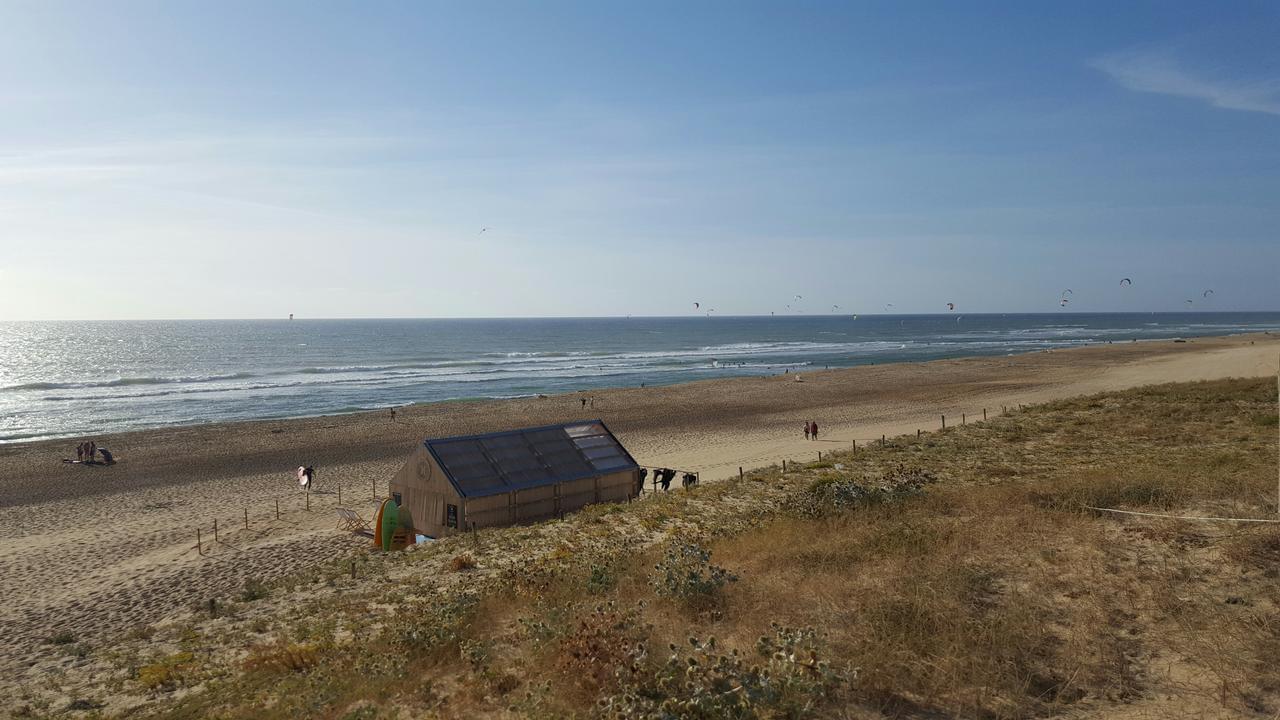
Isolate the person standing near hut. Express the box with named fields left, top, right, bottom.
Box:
left=76, top=442, right=84, bottom=463
left=810, top=421, right=819, bottom=441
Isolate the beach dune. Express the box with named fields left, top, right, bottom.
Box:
left=0, top=333, right=1276, bottom=699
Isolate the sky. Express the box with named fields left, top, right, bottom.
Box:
left=0, top=1, right=1276, bottom=320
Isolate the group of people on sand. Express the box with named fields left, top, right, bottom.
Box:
left=803, top=420, right=820, bottom=440
left=73, top=440, right=113, bottom=464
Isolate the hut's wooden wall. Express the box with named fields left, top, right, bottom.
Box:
left=390, top=445, right=462, bottom=539
left=390, top=450, right=641, bottom=537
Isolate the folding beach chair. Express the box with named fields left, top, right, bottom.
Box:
left=335, top=507, right=372, bottom=534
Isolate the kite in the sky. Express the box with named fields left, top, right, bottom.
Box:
left=832, top=304, right=840, bottom=312
left=1062, top=288, right=1073, bottom=296
left=693, top=302, right=700, bottom=309
left=1202, top=289, right=1214, bottom=298
left=795, top=295, right=803, bottom=301
left=1185, top=299, right=1194, bottom=305
left=1120, top=278, right=1132, bottom=286
left=884, top=303, right=894, bottom=311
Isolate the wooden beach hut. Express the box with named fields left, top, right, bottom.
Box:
left=390, top=420, right=640, bottom=538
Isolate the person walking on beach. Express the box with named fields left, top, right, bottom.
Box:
left=76, top=442, right=84, bottom=463
left=804, top=422, right=811, bottom=441
left=810, top=421, right=819, bottom=441
left=88, top=441, right=97, bottom=462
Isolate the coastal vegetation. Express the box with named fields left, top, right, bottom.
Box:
left=16, top=377, right=1279, bottom=719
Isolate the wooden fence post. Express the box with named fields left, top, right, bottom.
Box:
left=852, top=439, right=856, bottom=454
left=739, top=466, right=744, bottom=480
left=275, top=499, right=280, bottom=520
left=983, top=408, right=987, bottom=421
left=306, top=491, right=310, bottom=512
left=213, top=518, right=218, bottom=543
left=881, top=434, right=886, bottom=446
left=244, top=508, right=248, bottom=531
left=917, top=429, right=921, bottom=438
left=942, top=414, right=946, bottom=429
left=818, top=451, right=822, bottom=462
left=196, top=528, right=202, bottom=555
left=962, top=413, right=966, bottom=425
left=338, top=483, right=342, bottom=505
left=782, top=459, right=787, bottom=473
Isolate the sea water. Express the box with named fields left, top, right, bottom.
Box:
left=2, top=313, right=1278, bottom=443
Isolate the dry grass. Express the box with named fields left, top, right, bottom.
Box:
left=107, top=378, right=1279, bottom=719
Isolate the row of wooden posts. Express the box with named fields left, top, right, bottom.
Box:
left=767, top=405, right=1023, bottom=473
left=195, top=403, right=1032, bottom=554
left=194, top=478, right=384, bottom=556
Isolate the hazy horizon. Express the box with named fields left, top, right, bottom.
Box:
left=1, top=2, right=1277, bottom=320
left=5, top=309, right=1280, bottom=323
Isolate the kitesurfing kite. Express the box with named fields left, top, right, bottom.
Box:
left=693, top=302, right=700, bottom=309
left=1185, top=299, right=1194, bottom=305
left=1203, top=289, right=1214, bottom=298
left=795, top=295, right=803, bottom=301
left=1062, top=288, right=1073, bottom=297
left=1120, top=278, right=1132, bottom=286
left=832, top=304, right=840, bottom=312
left=883, top=303, right=894, bottom=311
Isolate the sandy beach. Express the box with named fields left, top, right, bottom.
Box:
left=1, top=333, right=1277, bottom=698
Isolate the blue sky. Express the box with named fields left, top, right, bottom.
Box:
left=0, top=1, right=1276, bottom=319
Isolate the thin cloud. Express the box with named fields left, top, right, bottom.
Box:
left=1093, top=49, right=1280, bottom=117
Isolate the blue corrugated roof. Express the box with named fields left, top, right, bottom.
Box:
left=423, top=419, right=638, bottom=498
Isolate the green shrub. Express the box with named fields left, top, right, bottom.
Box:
left=238, top=578, right=269, bottom=602
left=600, top=625, right=850, bottom=719
left=650, top=541, right=736, bottom=606
left=137, top=651, right=196, bottom=690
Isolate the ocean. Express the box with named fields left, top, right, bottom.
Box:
left=2, top=313, right=1278, bottom=443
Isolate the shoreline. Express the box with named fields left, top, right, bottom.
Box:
left=3, top=328, right=1274, bottom=450
left=1, top=332, right=1278, bottom=696
left=2, top=332, right=1278, bottom=506
left=6, top=315, right=1279, bottom=448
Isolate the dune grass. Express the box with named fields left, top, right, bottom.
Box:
left=39, top=377, right=1279, bottom=719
